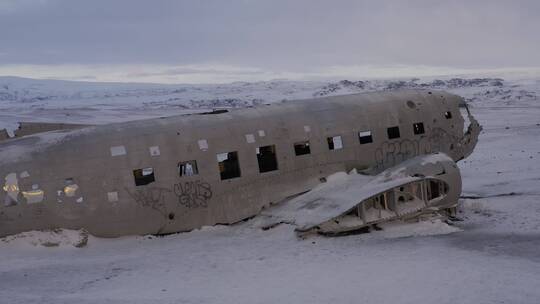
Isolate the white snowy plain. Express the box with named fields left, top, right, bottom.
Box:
left=1, top=73, right=540, bottom=304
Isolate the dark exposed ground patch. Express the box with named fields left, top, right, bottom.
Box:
left=442, top=232, right=540, bottom=263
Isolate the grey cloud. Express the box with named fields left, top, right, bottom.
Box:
left=0, top=0, right=539, bottom=74
left=0, top=0, right=50, bottom=14
left=127, top=67, right=263, bottom=78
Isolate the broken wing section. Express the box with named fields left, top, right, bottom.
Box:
left=0, top=122, right=92, bottom=143
left=261, top=153, right=461, bottom=236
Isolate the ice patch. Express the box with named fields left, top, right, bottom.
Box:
left=0, top=229, right=90, bottom=248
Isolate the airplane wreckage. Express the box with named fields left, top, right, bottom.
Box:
left=0, top=90, right=481, bottom=238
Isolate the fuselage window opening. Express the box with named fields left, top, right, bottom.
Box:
left=327, top=135, right=343, bottom=150
left=257, top=145, right=278, bottom=173
left=358, top=130, right=373, bottom=144
left=387, top=126, right=400, bottom=139
left=133, top=168, right=155, bottom=186
left=413, top=122, right=425, bottom=135
left=217, top=151, right=241, bottom=180
left=444, top=111, right=452, bottom=119
left=178, top=160, right=199, bottom=177
left=22, top=184, right=45, bottom=204
left=294, top=141, right=311, bottom=156
left=63, top=178, right=79, bottom=197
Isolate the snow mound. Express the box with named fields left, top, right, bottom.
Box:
left=373, top=219, right=461, bottom=239
left=461, top=198, right=489, bottom=212
left=0, top=228, right=90, bottom=248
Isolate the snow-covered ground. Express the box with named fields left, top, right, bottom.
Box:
left=1, top=73, right=540, bottom=303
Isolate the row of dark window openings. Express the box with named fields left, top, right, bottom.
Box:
left=132, top=117, right=442, bottom=186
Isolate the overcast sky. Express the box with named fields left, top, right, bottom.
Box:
left=1, top=0, right=539, bottom=83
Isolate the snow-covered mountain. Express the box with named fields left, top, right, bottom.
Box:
left=0, top=75, right=537, bottom=106
left=0, top=75, right=538, bottom=135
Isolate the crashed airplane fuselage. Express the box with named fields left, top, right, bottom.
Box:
left=0, top=90, right=481, bottom=237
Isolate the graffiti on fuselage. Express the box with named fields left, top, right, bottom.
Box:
left=375, top=138, right=430, bottom=169
left=125, top=186, right=171, bottom=218
left=375, top=127, right=457, bottom=169
left=173, top=180, right=212, bottom=209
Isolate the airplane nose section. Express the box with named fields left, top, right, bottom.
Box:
left=458, top=102, right=482, bottom=160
